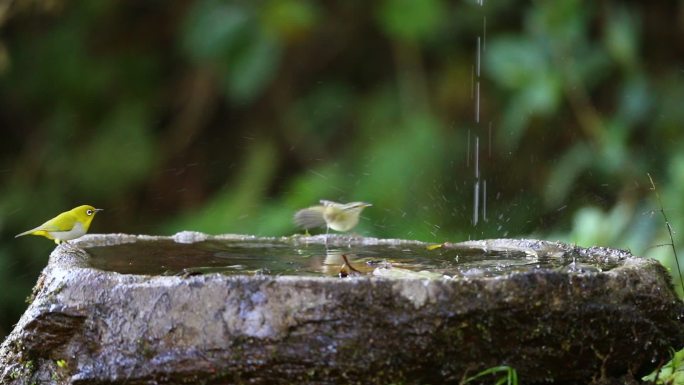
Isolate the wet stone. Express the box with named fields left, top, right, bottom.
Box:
left=0, top=233, right=682, bottom=384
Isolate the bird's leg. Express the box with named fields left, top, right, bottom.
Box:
left=59, top=240, right=75, bottom=251
left=59, top=240, right=84, bottom=254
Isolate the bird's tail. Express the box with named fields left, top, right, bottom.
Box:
left=15, top=226, right=48, bottom=238
left=15, top=229, right=35, bottom=238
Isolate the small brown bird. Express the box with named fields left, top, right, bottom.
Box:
left=294, top=200, right=372, bottom=233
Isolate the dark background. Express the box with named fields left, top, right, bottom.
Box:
left=1, top=0, right=683, bottom=339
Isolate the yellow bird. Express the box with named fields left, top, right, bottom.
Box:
left=294, top=200, right=372, bottom=233
left=15, top=205, right=103, bottom=244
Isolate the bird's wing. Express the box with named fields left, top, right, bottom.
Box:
left=319, top=200, right=341, bottom=207
left=42, top=211, right=78, bottom=231
left=294, top=207, right=327, bottom=229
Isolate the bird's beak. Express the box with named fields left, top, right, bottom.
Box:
left=363, top=203, right=372, bottom=207
left=94, top=208, right=104, bottom=213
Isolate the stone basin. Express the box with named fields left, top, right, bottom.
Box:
left=0, top=233, right=682, bottom=384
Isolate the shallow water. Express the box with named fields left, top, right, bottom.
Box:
left=84, top=238, right=621, bottom=278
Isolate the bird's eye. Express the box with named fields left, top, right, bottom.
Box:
left=86, top=209, right=93, bottom=216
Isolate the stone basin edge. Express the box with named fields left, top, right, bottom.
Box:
left=1, top=233, right=683, bottom=384
left=34, top=231, right=675, bottom=307
left=54, top=231, right=654, bottom=279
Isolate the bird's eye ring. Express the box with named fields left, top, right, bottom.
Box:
left=86, top=209, right=94, bottom=216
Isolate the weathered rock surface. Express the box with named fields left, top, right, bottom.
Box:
left=0, top=234, right=682, bottom=384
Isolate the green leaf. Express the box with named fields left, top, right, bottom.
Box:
left=616, top=75, right=651, bottom=124
left=527, top=0, right=588, bottom=48
left=262, top=0, right=319, bottom=40
left=287, top=82, right=353, bottom=138
left=181, top=0, right=251, bottom=61
left=72, top=103, right=155, bottom=198
left=465, top=365, right=518, bottom=385
left=604, top=6, right=638, bottom=70
left=486, top=37, right=549, bottom=89
left=377, top=0, right=447, bottom=42
left=643, top=348, right=684, bottom=384
left=181, top=1, right=282, bottom=102
left=544, top=143, right=593, bottom=207
left=223, top=28, right=282, bottom=103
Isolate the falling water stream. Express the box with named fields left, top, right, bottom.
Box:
left=471, top=0, right=488, bottom=227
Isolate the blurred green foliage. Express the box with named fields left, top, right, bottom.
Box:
left=1, top=0, right=683, bottom=339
